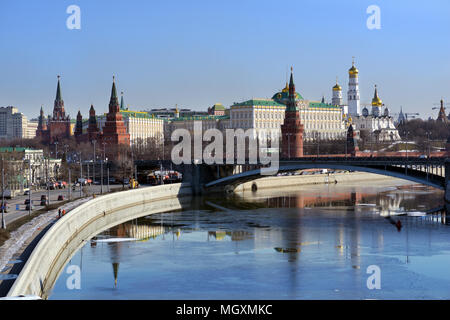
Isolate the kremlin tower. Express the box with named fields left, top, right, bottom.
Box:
left=281, top=67, right=304, bottom=158
left=36, top=76, right=72, bottom=144
left=437, top=99, right=449, bottom=123
left=88, top=104, right=100, bottom=141
left=347, top=58, right=360, bottom=116
left=101, top=76, right=130, bottom=147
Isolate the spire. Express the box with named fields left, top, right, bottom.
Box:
left=112, top=262, right=119, bottom=288
left=53, top=75, right=65, bottom=119
left=89, top=104, right=96, bottom=116
left=109, top=75, right=120, bottom=113
left=111, top=75, right=118, bottom=101
left=288, top=66, right=295, bottom=98
left=56, top=75, right=62, bottom=101
left=120, top=91, right=125, bottom=110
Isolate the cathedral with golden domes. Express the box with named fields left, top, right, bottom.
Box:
left=330, top=59, right=401, bottom=142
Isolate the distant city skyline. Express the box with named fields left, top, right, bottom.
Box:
left=1, top=0, right=449, bottom=120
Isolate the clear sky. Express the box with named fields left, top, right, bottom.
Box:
left=1, top=0, right=449, bottom=120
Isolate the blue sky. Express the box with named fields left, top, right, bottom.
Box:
left=0, top=0, right=449, bottom=120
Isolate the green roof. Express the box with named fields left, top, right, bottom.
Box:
left=232, top=99, right=285, bottom=107
left=272, top=90, right=304, bottom=103
left=0, top=147, right=36, bottom=153
left=171, top=115, right=230, bottom=122
left=308, top=101, right=341, bottom=109
left=211, top=103, right=226, bottom=110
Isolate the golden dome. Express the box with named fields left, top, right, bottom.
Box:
left=349, top=65, right=358, bottom=76
left=371, top=85, right=383, bottom=106
left=333, top=83, right=342, bottom=91
left=281, top=82, right=289, bottom=93
left=349, top=58, right=358, bottom=76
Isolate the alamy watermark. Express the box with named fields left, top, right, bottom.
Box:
left=66, top=5, right=81, bottom=30
left=367, top=5, right=381, bottom=30
left=366, top=265, right=381, bottom=290
left=171, top=121, right=279, bottom=175
left=66, top=264, right=81, bottom=290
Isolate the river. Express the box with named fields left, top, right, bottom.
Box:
left=49, top=179, right=450, bottom=299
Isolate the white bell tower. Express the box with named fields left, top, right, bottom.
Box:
left=332, top=77, right=343, bottom=106
left=347, top=57, right=360, bottom=116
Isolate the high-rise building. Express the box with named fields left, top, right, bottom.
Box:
left=0, top=106, right=35, bottom=140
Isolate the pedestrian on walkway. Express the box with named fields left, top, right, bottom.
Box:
left=62, top=209, right=66, bottom=216
left=58, top=208, right=62, bottom=218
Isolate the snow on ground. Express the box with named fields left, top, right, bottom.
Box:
left=0, top=197, right=92, bottom=274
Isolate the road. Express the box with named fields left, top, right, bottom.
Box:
left=1, top=184, right=125, bottom=226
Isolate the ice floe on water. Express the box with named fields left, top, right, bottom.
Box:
left=93, top=237, right=137, bottom=243
left=406, top=211, right=427, bottom=217
left=0, top=197, right=92, bottom=277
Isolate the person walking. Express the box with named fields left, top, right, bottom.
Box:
left=58, top=208, right=62, bottom=218
left=62, top=209, right=66, bottom=216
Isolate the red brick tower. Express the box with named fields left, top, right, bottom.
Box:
left=88, top=104, right=100, bottom=141
left=36, top=105, right=48, bottom=139
left=101, top=76, right=130, bottom=147
left=281, top=67, right=304, bottom=158
left=74, top=110, right=83, bottom=142
left=47, top=75, right=72, bottom=143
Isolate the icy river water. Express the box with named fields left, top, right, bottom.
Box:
left=49, top=180, right=450, bottom=299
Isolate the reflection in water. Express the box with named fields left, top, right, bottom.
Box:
left=51, top=181, right=450, bottom=299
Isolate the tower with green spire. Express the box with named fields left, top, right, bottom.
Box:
left=120, top=91, right=126, bottom=110
left=281, top=67, right=304, bottom=158
left=102, top=76, right=130, bottom=149
left=53, top=75, right=66, bottom=120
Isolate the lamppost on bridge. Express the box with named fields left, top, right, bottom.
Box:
left=404, top=131, right=410, bottom=159
left=92, top=140, right=96, bottom=193
left=426, top=131, right=431, bottom=158
left=101, top=142, right=106, bottom=194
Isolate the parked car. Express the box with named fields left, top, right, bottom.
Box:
left=23, top=190, right=30, bottom=195
left=57, top=195, right=64, bottom=201
left=1, top=202, right=8, bottom=212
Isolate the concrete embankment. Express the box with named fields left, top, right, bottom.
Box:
left=7, top=183, right=191, bottom=299
left=234, top=172, right=402, bottom=192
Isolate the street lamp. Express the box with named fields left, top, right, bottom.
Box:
left=315, top=132, right=320, bottom=157
left=1, top=157, right=5, bottom=229
left=25, top=158, right=31, bottom=216
left=78, top=152, right=83, bottom=197
left=92, top=140, right=96, bottom=194
left=426, top=131, right=431, bottom=157
left=54, top=141, right=58, bottom=159
left=101, top=142, right=106, bottom=194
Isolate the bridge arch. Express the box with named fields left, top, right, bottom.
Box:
left=205, top=164, right=445, bottom=190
